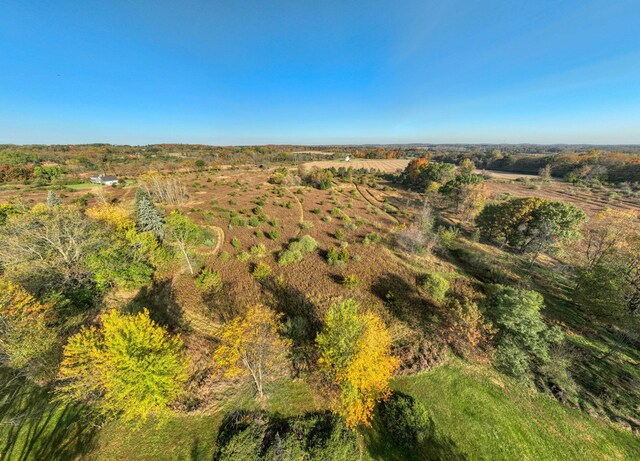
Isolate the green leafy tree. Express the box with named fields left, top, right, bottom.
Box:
left=58, top=309, right=188, bottom=425
left=412, top=162, right=455, bottom=191
left=0, top=279, right=59, bottom=383
left=34, top=165, right=63, bottom=182
left=487, top=286, right=564, bottom=383
left=476, top=197, right=586, bottom=260
left=165, top=210, right=203, bottom=275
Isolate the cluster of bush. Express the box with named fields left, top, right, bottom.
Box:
left=215, top=410, right=360, bottom=460
left=278, top=235, right=318, bottom=266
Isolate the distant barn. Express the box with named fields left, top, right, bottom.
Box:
left=90, top=174, right=119, bottom=186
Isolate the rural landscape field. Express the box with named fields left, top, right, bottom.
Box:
left=0, top=144, right=639, bottom=460
left=2, top=1, right=639, bottom=460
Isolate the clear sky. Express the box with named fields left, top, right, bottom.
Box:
left=1, top=0, right=639, bottom=145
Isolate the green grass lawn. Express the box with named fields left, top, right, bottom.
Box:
left=366, top=358, right=640, bottom=461
left=65, top=183, right=103, bottom=190
left=2, top=362, right=638, bottom=460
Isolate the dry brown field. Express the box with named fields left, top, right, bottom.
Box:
left=485, top=179, right=640, bottom=216
left=302, top=158, right=411, bottom=173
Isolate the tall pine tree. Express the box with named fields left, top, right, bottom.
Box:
left=134, top=188, right=165, bottom=240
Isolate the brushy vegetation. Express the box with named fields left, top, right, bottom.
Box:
left=0, top=154, right=639, bottom=461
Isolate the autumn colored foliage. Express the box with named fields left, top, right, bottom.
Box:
left=213, top=304, right=292, bottom=399
left=58, top=309, right=188, bottom=425
left=316, top=299, right=399, bottom=428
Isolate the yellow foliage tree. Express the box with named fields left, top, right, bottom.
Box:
left=213, top=304, right=291, bottom=399
left=86, top=204, right=135, bottom=232
left=316, top=299, right=399, bottom=428
left=58, top=309, right=188, bottom=425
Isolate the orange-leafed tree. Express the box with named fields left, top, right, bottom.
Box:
left=213, top=304, right=291, bottom=400
left=316, top=299, right=399, bottom=429
left=404, top=157, right=429, bottom=184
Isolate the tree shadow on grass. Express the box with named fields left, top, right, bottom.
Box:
left=371, top=273, right=437, bottom=331
left=258, top=277, right=323, bottom=375
left=364, top=416, right=469, bottom=461
left=0, top=368, right=97, bottom=461
left=126, top=278, right=185, bottom=332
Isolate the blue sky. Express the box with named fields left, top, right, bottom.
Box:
left=1, top=0, right=639, bottom=145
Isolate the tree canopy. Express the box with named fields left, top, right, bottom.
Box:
left=58, top=309, right=188, bottom=425
left=316, top=299, right=399, bottom=428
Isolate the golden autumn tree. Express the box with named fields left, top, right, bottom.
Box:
left=58, top=309, right=188, bottom=425
left=316, top=299, right=399, bottom=429
left=86, top=203, right=136, bottom=232
left=213, top=304, right=291, bottom=400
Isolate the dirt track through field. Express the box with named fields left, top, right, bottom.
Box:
left=353, top=182, right=399, bottom=225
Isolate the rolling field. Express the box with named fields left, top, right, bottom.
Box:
left=0, top=164, right=638, bottom=460
left=303, top=158, right=411, bottom=172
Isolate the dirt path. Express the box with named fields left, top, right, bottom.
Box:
left=353, top=182, right=399, bottom=225
left=210, top=226, right=225, bottom=254
left=287, top=187, right=305, bottom=237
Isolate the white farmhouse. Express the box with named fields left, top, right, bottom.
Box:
left=90, top=174, right=119, bottom=186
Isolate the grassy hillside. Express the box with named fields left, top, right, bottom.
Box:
left=3, top=360, right=637, bottom=461
left=368, top=359, right=640, bottom=461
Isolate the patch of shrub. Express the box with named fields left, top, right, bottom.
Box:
left=249, top=244, right=267, bottom=258
left=421, top=272, right=449, bottom=302
left=215, top=410, right=359, bottom=461
left=341, top=274, right=360, bottom=288
left=327, top=246, right=350, bottom=266
left=278, top=249, right=303, bottom=266
left=363, top=232, right=382, bottom=245
left=219, top=251, right=231, bottom=261
left=252, top=262, right=271, bottom=280
left=237, top=252, right=250, bottom=262
left=229, top=216, right=247, bottom=227
left=377, top=393, right=431, bottom=446
left=195, top=267, right=222, bottom=291
left=268, top=229, right=280, bottom=240
left=295, top=235, right=318, bottom=253
left=231, top=238, right=241, bottom=249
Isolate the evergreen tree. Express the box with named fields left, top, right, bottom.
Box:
left=134, top=188, right=165, bottom=240
left=46, top=190, right=62, bottom=207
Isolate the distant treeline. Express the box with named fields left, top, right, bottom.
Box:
left=424, top=150, right=640, bottom=184
left=3, top=143, right=640, bottom=184
left=0, top=144, right=406, bottom=183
